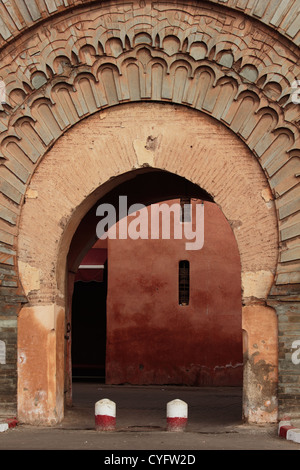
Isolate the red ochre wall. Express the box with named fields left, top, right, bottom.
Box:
left=98, top=199, right=243, bottom=386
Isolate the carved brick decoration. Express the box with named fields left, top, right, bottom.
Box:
left=0, top=0, right=299, bottom=48
left=0, top=1, right=299, bottom=288
left=0, top=0, right=299, bottom=421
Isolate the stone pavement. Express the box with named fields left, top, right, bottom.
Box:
left=0, top=383, right=299, bottom=451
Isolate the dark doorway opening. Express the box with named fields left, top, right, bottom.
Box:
left=67, top=168, right=242, bottom=407
left=71, top=257, right=107, bottom=382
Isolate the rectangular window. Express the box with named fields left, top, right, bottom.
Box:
left=180, top=197, right=191, bottom=223
left=179, top=260, right=190, bottom=306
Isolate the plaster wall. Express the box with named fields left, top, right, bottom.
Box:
left=105, top=200, right=243, bottom=386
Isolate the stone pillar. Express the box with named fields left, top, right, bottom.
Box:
left=17, top=304, right=65, bottom=425
left=242, top=305, right=278, bottom=423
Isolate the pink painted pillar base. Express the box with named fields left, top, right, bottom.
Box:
left=95, top=398, right=116, bottom=431
left=167, top=399, right=188, bottom=432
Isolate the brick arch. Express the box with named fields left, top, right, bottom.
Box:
left=0, top=0, right=298, bottom=424
left=0, top=1, right=299, bottom=300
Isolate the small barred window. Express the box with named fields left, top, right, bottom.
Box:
left=179, top=260, right=190, bottom=306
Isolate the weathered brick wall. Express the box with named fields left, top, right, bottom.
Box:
left=0, top=0, right=299, bottom=49
left=0, top=289, right=25, bottom=416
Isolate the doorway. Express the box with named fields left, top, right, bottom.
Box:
left=68, top=169, right=243, bottom=394
left=71, top=247, right=107, bottom=381
left=16, top=103, right=279, bottom=426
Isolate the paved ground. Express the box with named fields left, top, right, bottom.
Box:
left=1, top=383, right=299, bottom=452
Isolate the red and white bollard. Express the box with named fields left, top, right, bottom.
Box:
left=166, top=399, right=188, bottom=432
left=95, top=398, right=116, bottom=431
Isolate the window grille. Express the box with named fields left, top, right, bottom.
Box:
left=179, top=260, right=190, bottom=306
